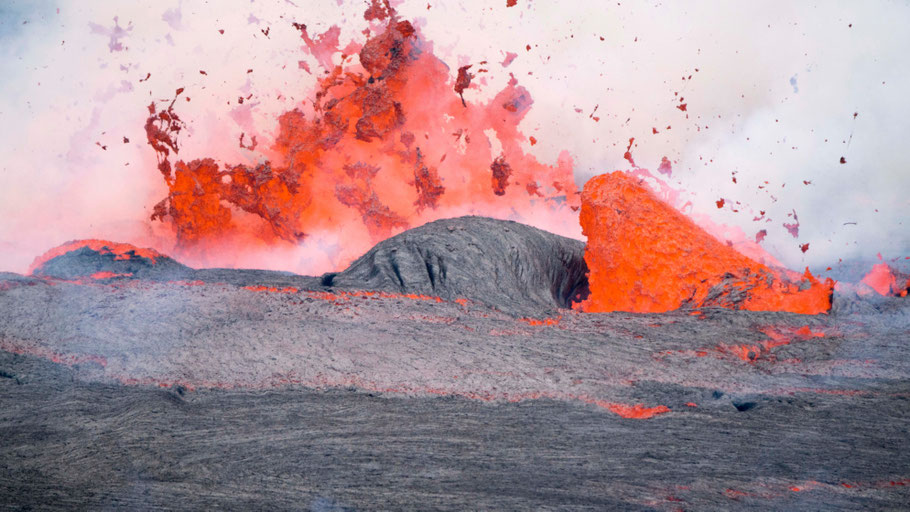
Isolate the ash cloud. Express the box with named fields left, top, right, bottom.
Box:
left=1, top=0, right=908, bottom=274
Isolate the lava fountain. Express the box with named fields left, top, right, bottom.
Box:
left=145, top=2, right=579, bottom=271
left=579, top=171, right=835, bottom=314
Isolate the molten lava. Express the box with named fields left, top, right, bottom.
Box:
left=146, top=3, right=579, bottom=270
left=861, top=263, right=909, bottom=297
left=578, top=172, right=834, bottom=314
left=28, top=239, right=163, bottom=276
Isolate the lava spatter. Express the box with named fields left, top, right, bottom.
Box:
left=861, top=263, right=909, bottom=297
left=146, top=4, right=579, bottom=271
left=29, top=239, right=164, bottom=276
left=578, top=172, right=834, bottom=314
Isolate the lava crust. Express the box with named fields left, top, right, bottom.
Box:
left=2, top=216, right=908, bottom=510
left=330, top=216, right=589, bottom=315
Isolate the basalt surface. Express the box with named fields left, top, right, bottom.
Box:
left=1, top=217, right=908, bottom=510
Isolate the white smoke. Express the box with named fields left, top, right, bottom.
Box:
left=1, top=0, right=907, bottom=274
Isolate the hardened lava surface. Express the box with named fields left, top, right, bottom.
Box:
left=1, top=217, right=908, bottom=510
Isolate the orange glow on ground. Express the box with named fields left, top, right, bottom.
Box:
left=90, top=271, right=134, bottom=280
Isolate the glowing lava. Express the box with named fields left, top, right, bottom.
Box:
left=861, top=263, right=909, bottom=297
left=578, top=171, right=834, bottom=314
left=146, top=3, right=579, bottom=270
left=28, top=239, right=163, bottom=276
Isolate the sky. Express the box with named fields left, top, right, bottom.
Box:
left=1, top=0, right=907, bottom=274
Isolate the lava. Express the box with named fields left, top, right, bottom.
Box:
left=146, top=4, right=579, bottom=271
left=519, top=316, right=561, bottom=327
left=28, top=239, right=164, bottom=276
left=657, top=324, right=827, bottom=363
left=861, top=263, right=909, bottom=297
left=578, top=172, right=834, bottom=314
left=90, top=271, right=134, bottom=280
left=0, top=337, right=108, bottom=369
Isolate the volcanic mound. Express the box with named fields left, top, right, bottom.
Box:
left=322, top=216, right=588, bottom=315
left=29, top=240, right=192, bottom=281
left=27, top=218, right=588, bottom=315
left=580, top=171, right=835, bottom=314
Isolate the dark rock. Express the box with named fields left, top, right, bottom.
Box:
left=332, top=216, right=589, bottom=315
left=33, top=245, right=193, bottom=281
left=733, top=400, right=758, bottom=412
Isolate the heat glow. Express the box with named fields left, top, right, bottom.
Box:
left=861, top=263, right=910, bottom=297
left=145, top=2, right=579, bottom=271
left=579, top=172, right=835, bottom=314
left=28, top=239, right=163, bottom=276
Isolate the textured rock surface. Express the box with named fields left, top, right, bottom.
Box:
left=29, top=217, right=587, bottom=316
left=31, top=241, right=193, bottom=281
left=1, top=350, right=908, bottom=511
left=331, top=216, right=589, bottom=315
left=1, top=217, right=909, bottom=509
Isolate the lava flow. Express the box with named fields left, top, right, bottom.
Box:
left=579, top=171, right=835, bottom=314
left=145, top=1, right=579, bottom=271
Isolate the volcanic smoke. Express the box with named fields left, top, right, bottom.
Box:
left=144, top=3, right=579, bottom=271
left=2, top=3, right=910, bottom=509
left=36, top=0, right=908, bottom=312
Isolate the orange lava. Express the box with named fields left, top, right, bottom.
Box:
left=519, top=316, right=561, bottom=326
left=659, top=325, right=826, bottom=363
left=146, top=4, right=579, bottom=270
left=90, top=271, right=133, bottom=280
left=578, top=172, right=834, bottom=314
left=242, top=285, right=299, bottom=294
left=718, top=325, right=825, bottom=361
left=860, top=263, right=907, bottom=296
left=28, top=239, right=164, bottom=276
left=604, top=402, right=671, bottom=419
left=0, top=338, right=108, bottom=369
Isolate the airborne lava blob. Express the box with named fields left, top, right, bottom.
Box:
left=579, top=171, right=835, bottom=314
left=145, top=3, right=579, bottom=271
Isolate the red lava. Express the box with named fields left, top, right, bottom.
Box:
left=578, top=172, right=834, bottom=314
left=519, top=316, right=561, bottom=327
left=658, top=325, right=826, bottom=363
left=90, top=271, right=134, bottom=280
left=29, top=240, right=164, bottom=275
left=144, top=3, right=579, bottom=270
left=0, top=338, right=108, bottom=369
left=861, top=263, right=908, bottom=297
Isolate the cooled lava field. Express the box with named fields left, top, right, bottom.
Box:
left=1, top=216, right=908, bottom=510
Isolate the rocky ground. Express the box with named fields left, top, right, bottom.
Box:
left=1, top=217, right=908, bottom=510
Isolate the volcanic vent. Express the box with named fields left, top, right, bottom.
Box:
left=143, top=2, right=580, bottom=272
left=3, top=215, right=910, bottom=509
left=28, top=240, right=192, bottom=281
left=579, top=172, right=835, bottom=314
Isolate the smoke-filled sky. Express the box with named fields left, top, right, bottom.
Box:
left=1, top=0, right=907, bottom=275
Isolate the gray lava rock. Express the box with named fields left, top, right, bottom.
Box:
left=32, top=244, right=193, bottom=281
left=329, top=216, right=589, bottom=315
